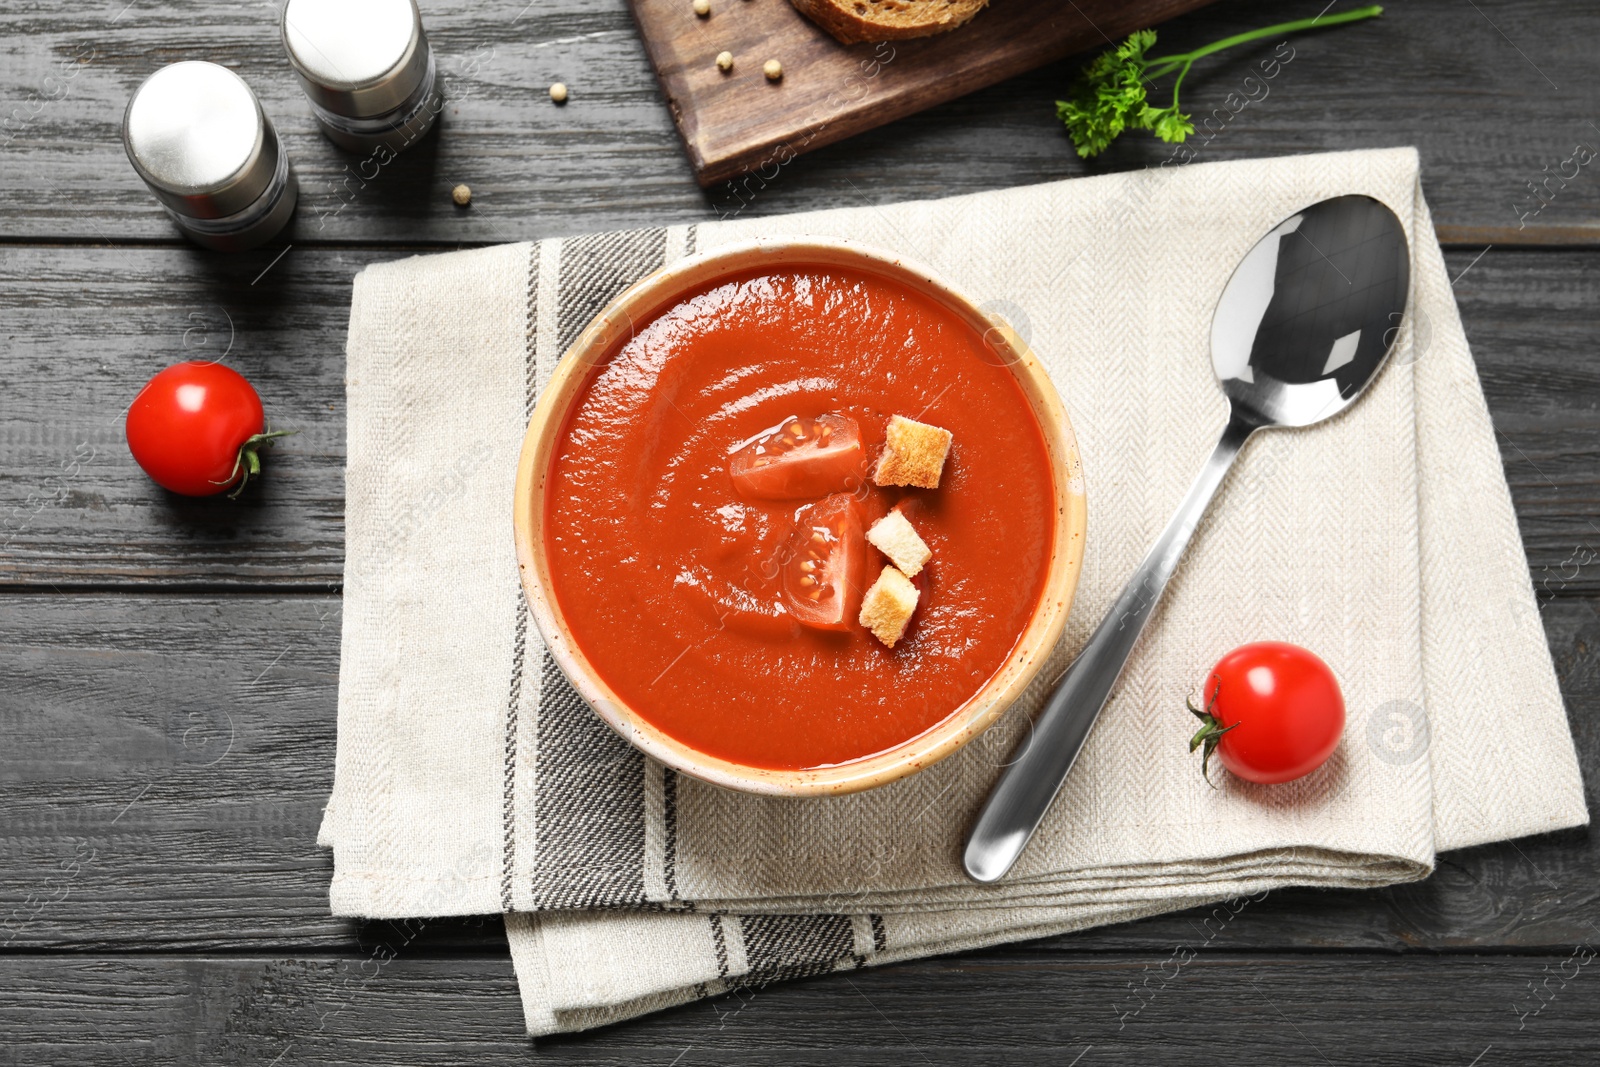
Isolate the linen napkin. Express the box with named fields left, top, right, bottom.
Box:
left=321, top=147, right=1588, bottom=1036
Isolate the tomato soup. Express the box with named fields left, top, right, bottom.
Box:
left=544, top=264, right=1055, bottom=770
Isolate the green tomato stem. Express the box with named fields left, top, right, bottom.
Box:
left=214, top=427, right=296, bottom=499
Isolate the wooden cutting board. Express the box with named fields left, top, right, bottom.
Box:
left=628, top=0, right=1219, bottom=188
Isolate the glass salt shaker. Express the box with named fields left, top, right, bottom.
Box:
left=281, top=0, right=443, bottom=155
left=122, top=61, right=299, bottom=253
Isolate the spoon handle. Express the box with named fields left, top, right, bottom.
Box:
left=962, top=411, right=1258, bottom=883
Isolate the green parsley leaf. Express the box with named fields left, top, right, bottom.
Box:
left=1056, top=6, right=1384, bottom=159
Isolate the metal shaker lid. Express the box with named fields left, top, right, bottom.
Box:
left=122, top=61, right=278, bottom=220
left=281, top=0, right=428, bottom=118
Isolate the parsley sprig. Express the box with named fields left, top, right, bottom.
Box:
left=1056, top=5, right=1385, bottom=159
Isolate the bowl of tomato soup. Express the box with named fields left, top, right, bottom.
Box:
left=513, top=239, right=1086, bottom=796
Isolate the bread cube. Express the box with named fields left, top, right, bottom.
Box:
left=872, top=415, right=953, bottom=489
left=866, top=508, right=931, bottom=577
left=859, top=565, right=919, bottom=648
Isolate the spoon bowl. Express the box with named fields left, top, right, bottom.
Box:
left=962, top=195, right=1411, bottom=883
left=1213, top=194, right=1411, bottom=428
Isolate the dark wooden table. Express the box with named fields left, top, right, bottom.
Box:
left=3, top=1, right=1598, bottom=1062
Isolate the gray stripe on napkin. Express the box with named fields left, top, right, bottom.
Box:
left=663, top=768, right=680, bottom=901
left=500, top=244, right=542, bottom=912
left=532, top=653, right=649, bottom=908
left=523, top=241, right=541, bottom=416
left=710, top=913, right=729, bottom=976
left=739, top=915, right=856, bottom=983
left=527, top=226, right=671, bottom=909
left=501, top=597, right=528, bottom=912
left=556, top=227, right=670, bottom=349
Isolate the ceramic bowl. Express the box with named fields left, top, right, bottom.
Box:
left=512, top=238, right=1086, bottom=796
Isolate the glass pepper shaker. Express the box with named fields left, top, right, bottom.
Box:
left=281, top=0, right=443, bottom=155
left=122, top=61, right=299, bottom=253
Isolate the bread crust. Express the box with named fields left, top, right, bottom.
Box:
left=872, top=414, right=953, bottom=489
left=866, top=508, right=932, bottom=577
left=788, top=0, right=990, bottom=45
left=859, top=565, right=920, bottom=647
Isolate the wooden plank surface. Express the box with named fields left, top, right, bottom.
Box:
left=0, top=245, right=368, bottom=588
left=2, top=592, right=1596, bottom=953
left=2, top=246, right=1595, bottom=589
left=626, top=0, right=1216, bottom=185
left=0, top=0, right=1598, bottom=245
left=4, top=953, right=1600, bottom=1064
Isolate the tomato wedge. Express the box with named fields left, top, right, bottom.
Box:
left=782, top=493, right=866, bottom=632
left=729, top=414, right=864, bottom=500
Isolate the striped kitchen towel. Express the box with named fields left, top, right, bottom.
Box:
left=321, top=147, right=1587, bottom=1035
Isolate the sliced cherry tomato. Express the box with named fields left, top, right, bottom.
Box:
left=729, top=414, right=864, bottom=500
left=782, top=493, right=866, bottom=632
left=1189, top=641, right=1345, bottom=785
left=125, top=361, right=290, bottom=497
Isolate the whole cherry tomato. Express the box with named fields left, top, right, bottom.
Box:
left=125, top=361, right=289, bottom=497
left=1188, top=641, right=1345, bottom=785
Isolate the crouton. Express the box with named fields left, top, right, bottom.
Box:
left=859, top=565, right=919, bottom=648
left=872, top=414, right=952, bottom=489
left=866, top=508, right=931, bottom=577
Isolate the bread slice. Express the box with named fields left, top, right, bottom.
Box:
left=789, top=0, right=990, bottom=45
left=859, top=565, right=919, bottom=647
left=866, top=508, right=931, bottom=577
left=872, top=414, right=953, bottom=489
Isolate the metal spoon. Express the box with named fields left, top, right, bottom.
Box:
left=963, top=194, right=1411, bottom=883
